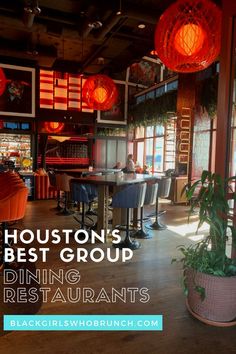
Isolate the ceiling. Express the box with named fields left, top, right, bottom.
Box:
left=0, top=0, right=221, bottom=76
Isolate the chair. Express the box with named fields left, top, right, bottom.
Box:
left=70, top=181, right=96, bottom=230
left=55, top=174, right=74, bottom=215
left=133, top=181, right=158, bottom=239
left=112, top=183, right=147, bottom=250
left=48, top=170, right=62, bottom=210
left=0, top=173, right=28, bottom=267
left=147, top=177, right=171, bottom=230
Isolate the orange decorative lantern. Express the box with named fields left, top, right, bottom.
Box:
left=82, top=74, right=118, bottom=111
left=44, top=122, right=65, bottom=133
left=0, top=67, right=6, bottom=96
left=155, top=0, right=222, bottom=73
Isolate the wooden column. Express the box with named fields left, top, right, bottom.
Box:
left=216, top=1, right=236, bottom=258
left=215, top=0, right=236, bottom=179
left=176, top=73, right=196, bottom=181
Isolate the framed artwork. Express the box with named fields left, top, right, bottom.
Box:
left=0, top=64, right=35, bottom=117
left=97, top=81, right=127, bottom=125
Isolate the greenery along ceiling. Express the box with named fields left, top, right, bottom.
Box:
left=128, top=90, right=177, bottom=127
left=128, top=73, right=218, bottom=128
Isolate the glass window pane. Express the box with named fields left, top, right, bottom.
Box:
left=155, top=86, right=165, bottom=97
left=146, top=126, right=154, bottom=137
left=136, top=95, right=145, bottom=104
left=145, top=138, right=153, bottom=169
left=135, top=126, right=145, bottom=139
left=155, top=125, right=164, bottom=136
left=167, top=80, right=178, bottom=91
left=137, top=141, right=144, bottom=167
left=154, top=137, right=164, bottom=171
left=146, top=91, right=155, bottom=99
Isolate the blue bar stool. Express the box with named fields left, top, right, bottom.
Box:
left=147, top=177, right=171, bottom=230
left=112, top=182, right=147, bottom=250
left=70, top=181, right=95, bottom=230
left=133, top=181, right=158, bottom=239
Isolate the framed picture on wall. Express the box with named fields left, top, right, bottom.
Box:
left=97, top=80, right=127, bottom=124
left=0, top=64, right=35, bottom=117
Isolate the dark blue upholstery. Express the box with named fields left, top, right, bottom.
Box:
left=85, top=184, right=98, bottom=200
left=71, top=182, right=90, bottom=204
left=112, top=183, right=147, bottom=209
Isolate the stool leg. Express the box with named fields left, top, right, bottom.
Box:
left=60, top=192, right=74, bottom=216
left=114, top=208, right=141, bottom=250
left=147, top=197, right=167, bottom=230
left=81, top=202, right=85, bottom=229
left=86, top=201, right=97, bottom=216
left=56, top=190, right=62, bottom=210
left=132, top=207, right=152, bottom=239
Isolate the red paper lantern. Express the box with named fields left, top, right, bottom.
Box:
left=44, top=122, right=65, bottom=133
left=82, top=74, right=118, bottom=111
left=0, top=67, right=6, bottom=96
left=155, top=0, right=222, bottom=73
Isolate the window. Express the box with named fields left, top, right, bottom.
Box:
left=145, top=138, right=153, bottom=169
left=154, top=137, right=164, bottom=171
left=134, top=123, right=175, bottom=173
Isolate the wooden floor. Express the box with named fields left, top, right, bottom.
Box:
left=0, top=200, right=236, bottom=354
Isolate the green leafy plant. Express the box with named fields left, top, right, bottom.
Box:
left=128, top=90, right=177, bottom=128
left=175, top=171, right=236, bottom=277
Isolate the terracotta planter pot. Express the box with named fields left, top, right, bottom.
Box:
left=185, top=268, right=236, bottom=322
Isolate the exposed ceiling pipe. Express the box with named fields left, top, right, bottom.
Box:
left=94, top=9, right=158, bottom=41
left=23, top=0, right=41, bottom=28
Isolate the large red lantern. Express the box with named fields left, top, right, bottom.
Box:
left=82, top=74, right=118, bottom=111
left=44, top=122, right=65, bottom=133
left=0, top=67, right=6, bottom=96
left=155, top=0, right=222, bottom=73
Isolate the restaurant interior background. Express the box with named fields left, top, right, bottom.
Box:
left=1, top=0, right=236, bottom=353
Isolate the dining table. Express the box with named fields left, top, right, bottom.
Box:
left=71, top=173, right=161, bottom=241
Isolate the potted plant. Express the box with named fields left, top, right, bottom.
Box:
left=175, top=170, right=236, bottom=325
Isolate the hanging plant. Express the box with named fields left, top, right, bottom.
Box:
left=128, top=90, right=177, bottom=128
left=200, top=74, right=218, bottom=117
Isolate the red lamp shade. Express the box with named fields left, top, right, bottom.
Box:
left=0, top=68, right=6, bottom=96
left=82, top=74, right=118, bottom=111
left=44, top=122, right=65, bottom=134
left=155, top=0, right=222, bottom=73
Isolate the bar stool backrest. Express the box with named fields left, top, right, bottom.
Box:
left=71, top=181, right=90, bottom=204
left=112, top=183, right=147, bottom=209
left=48, top=170, right=56, bottom=188
left=144, top=182, right=158, bottom=206
left=56, top=174, right=72, bottom=192
left=158, top=177, right=172, bottom=199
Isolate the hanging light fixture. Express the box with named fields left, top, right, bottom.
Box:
left=44, top=122, right=65, bottom=134
left=0, top=68, right=7, bottom=96
left=82, top=74, right=118, bottom=111
left=154, top=0, right=222, bottom=73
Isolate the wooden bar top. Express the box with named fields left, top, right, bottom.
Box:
left=71, top=173, right=161, bottom=186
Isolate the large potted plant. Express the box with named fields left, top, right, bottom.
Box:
left=175, top=170, right=236, bottom=325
